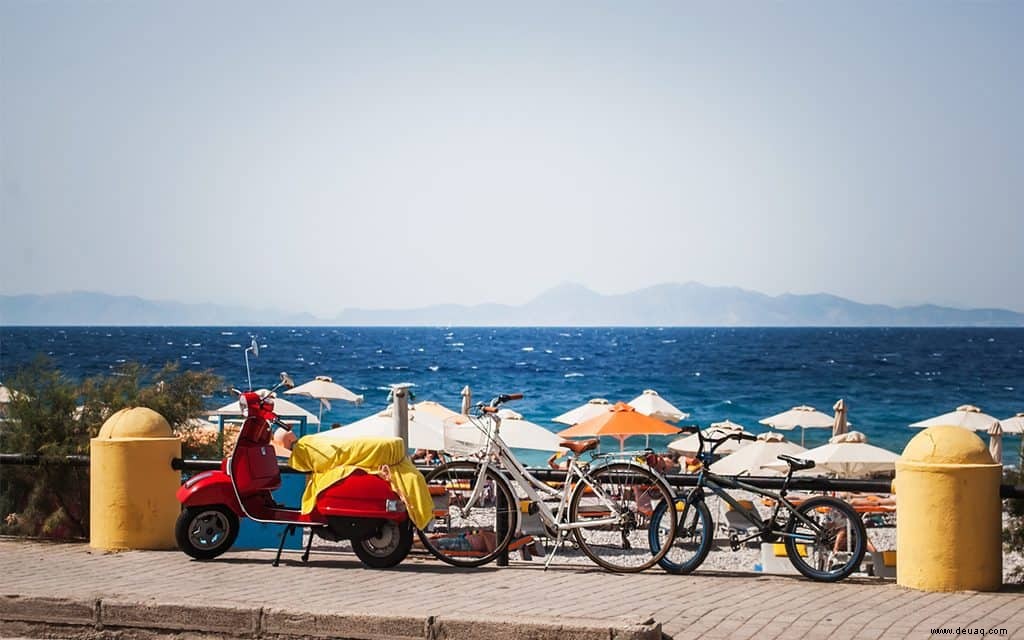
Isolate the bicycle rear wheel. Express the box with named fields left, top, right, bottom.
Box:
left=784, top=496, right=867, bottom=582
left=569, top=462, right=676, bottom=573
left=648, top=494, right=713, bottom=574
left=415, top=461, right=518, bottom=568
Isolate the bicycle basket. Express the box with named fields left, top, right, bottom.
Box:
left=443, top=414, right=492, bottom=457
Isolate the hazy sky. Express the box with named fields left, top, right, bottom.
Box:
left=2, top=2, right=1022, bottom=316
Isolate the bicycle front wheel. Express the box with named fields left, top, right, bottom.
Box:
left=784, top=496, right=867, bottom=582
left=415, top=461, right=518, bottom=568
left=569, top=462, right=676, bottom=573
left=649, top=493, right=713, bottom=574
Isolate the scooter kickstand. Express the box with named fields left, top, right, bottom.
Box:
left=301, top=528, right=314, bottom=564
left=273, top=525, right=295, bottom=567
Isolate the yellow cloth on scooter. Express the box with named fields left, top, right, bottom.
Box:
left=288, top=434, right=432, bottom=530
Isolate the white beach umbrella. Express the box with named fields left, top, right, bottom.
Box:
left=759, top=405, right=836, bottom=446
left=831, top=398, right=849, bottom=439
left=627, top=389, right=690, bottom=423
left=710, top=419, right=748, bottom=431
left=989, top=421, right=1003, bottom=465
left=0, top=384, right=12, bottom=419
left=765, top=431, right=900, bottom=478
left=709, top=432, right=808, bottom=477
left=285, top=375, right=363, bottom=404
left=999, top=413, right=1024, bottom=435
left=909, top=405, right=999, bottom=431
left=316, top=402, right=462, bottom=451
left=285, top=375, right=363, bottom=429
left=413, top=400, right=466, bottom=426
left=553, top=398, right=613, bottom=426
left=184, top=416, right=220, bottom=432
left=495, top=408, right=561, bottom=452
left=213, top=390, right=320, bottom=426
left=0, top=383, right=28, bottom=405
left=668, top=421, right=754, bottom=456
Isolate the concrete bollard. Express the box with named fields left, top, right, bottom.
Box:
left=895, top=425, right=1002, bottom=591
left=90, top=407, right=181, bottom=550
left=392, top=387, right=409, bottom=447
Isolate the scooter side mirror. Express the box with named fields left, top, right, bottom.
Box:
left=250, top=339, right=260, bottom=358
left=280, top=372, right=295, bottom=389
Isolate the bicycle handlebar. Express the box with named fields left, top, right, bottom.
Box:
left=694, top=428, right=759, bottom=457
left=487, top=393, right=524, bottom=407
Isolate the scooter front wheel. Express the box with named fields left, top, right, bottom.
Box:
left=352, top=519, right=413, bottom=569
left=175, top=505, right=239, bottom=560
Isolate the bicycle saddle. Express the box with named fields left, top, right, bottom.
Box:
left=776, top=454, right=815, bottom=471
left=559, top=439, right=600, bottom=455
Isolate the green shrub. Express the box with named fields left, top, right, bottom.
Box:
left=0, top=356, right=221, bottom=539
left=1004, top=467, right=1024, bottom=582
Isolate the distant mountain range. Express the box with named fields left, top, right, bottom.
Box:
left=2, top=285, right=1023, bottom=327
left=0, top=291, right=318, bottom=326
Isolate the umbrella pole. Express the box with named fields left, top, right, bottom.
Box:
left=317, top=402, right=323, bottom=433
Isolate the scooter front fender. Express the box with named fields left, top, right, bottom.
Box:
left=177, top=470, right=241, bottom=515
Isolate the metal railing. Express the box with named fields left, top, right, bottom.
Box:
left=1, top=453, right=1022, bottom=498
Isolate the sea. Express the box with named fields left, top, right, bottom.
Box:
left=2, top=327, right=1022, bottom=466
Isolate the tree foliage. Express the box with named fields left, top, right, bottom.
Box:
left=1004, top=467, right=1024, bottom=582
left=0, top=356, right=222, bottom=539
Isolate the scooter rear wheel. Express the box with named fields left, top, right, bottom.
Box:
left=175, top=505, right=239, bottom=560
left=352, top=519, right=413, bottom=569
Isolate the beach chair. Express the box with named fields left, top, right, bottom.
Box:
left=722, top=499, right=759, bottom=538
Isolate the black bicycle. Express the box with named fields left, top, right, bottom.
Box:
left=648, top=428, right=867, bottom=582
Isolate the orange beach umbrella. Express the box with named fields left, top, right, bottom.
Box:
left=557, top=402, right=681, bottom=450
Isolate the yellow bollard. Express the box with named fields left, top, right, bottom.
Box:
left=896, top=425, right=1002, bottom=591
left=90, top=407, right=181, bottom=550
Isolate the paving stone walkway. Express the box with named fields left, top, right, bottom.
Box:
left=1, top=539, right=1023, bottom=639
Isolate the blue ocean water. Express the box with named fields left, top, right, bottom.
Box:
left=2, top=327, right=1023, bottom=466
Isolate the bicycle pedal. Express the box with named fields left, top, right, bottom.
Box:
left=729, top=534, right=740, bottom=551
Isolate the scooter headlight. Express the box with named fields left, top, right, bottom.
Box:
left=385, top=499, right=406, bottom=513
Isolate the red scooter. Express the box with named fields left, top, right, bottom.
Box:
left=175, top=369, right=413, bottom=568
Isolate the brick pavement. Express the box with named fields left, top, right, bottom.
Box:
left=1, top=539, right=1023, bottom=639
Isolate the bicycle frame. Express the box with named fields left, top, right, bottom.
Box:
left=452, top=412, right=654, bottom=567
left=676, top=456, right=827, bottom=551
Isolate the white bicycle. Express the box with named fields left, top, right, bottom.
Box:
left=416, top=393, right=677, bottom=573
